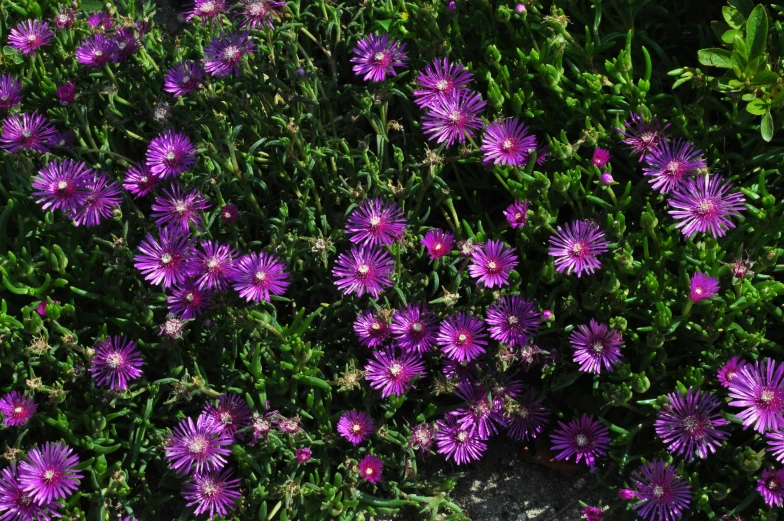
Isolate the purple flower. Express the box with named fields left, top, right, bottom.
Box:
left=0, top=391, right=37, bottom=427
left=54, top=8, right=76, bottom=29
left=422, top=90, right=486, bottom=147
left=56, top=82, right=76, bottom=106
left=569, top=319, right=624, bottom=374
left=164, top=61, right=206, bottom=98
left=526, top=141, right=549, bottom=166
left=203, top=32, right=255, bottom=77
left=168, top=280, right=213, bottom=319
left=337, top=411, right=374, bottom=445
left=221, top=203, right=239, bottom=223
left=718, top=356, right=747, bottom=388
left=89, top=336, right=144, bottom=391
left=390, top=303, right=439, bottom=354
left=358, top=455, right=383, bottom=484
left=346, top=198, right=406, bottom=247
left=165, top=414, right=232, bottom=475
left=504, top=200, right=529, bottom=229
left=354, top=310, right=390, bottom=348
left=592, top=148, right=611, bottom=168
left=231, top=252, right=290, bottom=302
left=413, top=57, right=473, bottom=109
left=485, top=295, right=540, bottom=347
left=333, top=246, right=395, bottom=298
left=123, top=164, right=157, bottom=197
left=71, top=172, right=122, bottom=227
left=643, top=139, right=706, bottom=193
left=421, top=229, right=455, bottom=260
left=146, top=130, right=198, bottom=179
left=758, top=468, right=784, bottom=507
left=113, top=27, right=139, bottom=62
left=454, top=384, right=504, bottom=440
left=504, top=389, right=549, bottom=441
left=408, top=423, right=436, bottom=456
left=599, top=173, right=614, bottom=186
left=239, top=0, right=285, bottom=29
left=75, top=34, right=118, bottom=67
left=437, top=313, right=487, bottom=362
left=8, top=20, right=52, bottom=55
left=134, top=228, right=196, bottom=289
left=617, top=112, right=671, bottom=161
left=151, top=184, right=210, bottom=232
left=32, top=159, right=91, bottom=212
left=0, top=75, right=23, bottom=110
left=365, top=348, right=426, bottom=398
left=548, top=220, right=610, bottom=277
left=654, top=387, right=729, bottom=461
left=728, top=358, right=784, bottom=433
left=435, top=413, right=487, bottom=465
left=550, top=414, right=610, bottom=467
left=630, top=460, right=691, bottom=521
left=582, top=506, right=604, bottom=521
left=183, top=468, right=241, bottom=518
left=768, top=432, right=784, bottom=464
left=87, top=12, right=114, bottom=31
left=0, top=465, right=60, bottom=521
left=1, top=112, right=56, bottom=153
left=668, top=175, right=746, bottom=239
left=468, top=240, right=518, bottom=289
left=203, top=394, right=251, bottom=438
left=295, top=448, right=312, bottom=463
left=48, top=129, right=75, bottom=149
left=689, top=271, right=719, bottom=302
left=185, top=0, right=227, bottom=24
left=350, top=33, right=408, bottom=82
left=442, top=359, right=481, bottom=384
left=190, top=240, right=238, bottom=291
left=480, top=118, right=537, bottom=167
left=18, top=442, right=81, bottom=504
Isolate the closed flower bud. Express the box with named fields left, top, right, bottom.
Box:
left=515, top=3, right=527, bottom=14
left=600, top=173, right=614, bottom=185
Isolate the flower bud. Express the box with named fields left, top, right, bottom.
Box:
left=600, top=173, right=614, bottom=185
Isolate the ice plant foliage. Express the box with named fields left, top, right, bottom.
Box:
left=350, top=33, right=408, bottom=82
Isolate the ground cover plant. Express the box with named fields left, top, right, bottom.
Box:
left=0, top=0, right=783, bottom=519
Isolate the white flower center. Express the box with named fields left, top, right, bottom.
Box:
left=200, top=1, right=215, bottom=13
left=518, top=407, right=529, bottom=418
left=682, top=416, right=699, bottom=434
left=457, top=431, right=468, bottom=442
left=352, top=424, right=361, bottom=432
left=27, top=35, right=37, bottom=42
left=220, top=412, right=233, bottom=424
left=161, top=253, right=172, bottom=265
left=389, top=363, right=403, bottom=376
left=175, top=202, right=187, bottom=214
left=94, top=51, right=103, bottom=57
left=457, top=334, right=467, bottom=342
left=185, top=292, right=195, bottom=302
left=374, top=52, right=385, bottom=61
left=14, top=406, right=23, bottom=414
left=436, top=79, right=449, bottom=91
left=255, top=271, right=267, bottom=281
left=769, top=480, right=779, bottom=491
left=487, top=261, right=497, bottom=270
left=166, top=151, right=176, bottom=161
left=507, top=316, right=519, bottom=325
left=202, top=480, right=218, bottom=497
left=502, top=139, right=514, bottom=152
left=182, top=75, right=191, bottom=83
left=108, top=352, right=124, bottom=369
left=57, top=181, right=68, bottom=190
left=448, top=111, right=462, bottom=123
left=188, top=436, right=207, bottom=454
left=411, top=322, right=423, bottom=332
left=371, top=322, right=380, bottom=330
left=762, top=390, right=776, bottom=402
left=222, top=45, right=241, bottom=61
left=207, top=259, right=219, bottom=269
left=653, top=485, right=664, bottom=497
left=43, top=469, right=57, bottom=483
left=22, top=131, right=31, bottom=138
left=592, top=342, right=604, bottom=354
left=575, top=434, right=588, bottom=447
left=365, top=467, right=374, bottom=475
left=358, top=264, right=370, bottom=274
left=140, top=176, right=148, bottom=184
left=695, top=198, right=717, bottom=217
left=369, top=216, right=381, bottom=226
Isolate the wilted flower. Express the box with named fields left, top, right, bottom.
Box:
left=408, top=423, right=436, bottom=456
left=390, top=303, right=439, bottom=354
left=413, top=57, right=473, bottom=109
left=333, top=246, right=395, bottom=298
left=569, top=319, right=624, bottom=374
left=434, top=413, right=486, bottom=465
left=8, top=20, right=52, bottom=55
left=728, top=358, right=784, bottom=433
left=422, top=90, right=486, bottom=147
left=346, top=198, right=406, bottom=247
left=54, top=8, right=76, bottom=29
left=295, top=448, right=312, bottom=463
left=504, top=200, right=529, bottom=229
left=421, top=229, right=455, bottom=259
left=182, top=468, right=241, bottom=518
left=643, top=139, right=706, bottom=193
left=550, top=414, right=610, bottom=467
left=123, top=164, right=157, bottom=197
left=357, top=455, right=383, bottom=484
left=689, top=271, right=719, bottom=302
left=480, top=118, right=537, bottom=167
left=468, top=240, right=518, bottom=288
left=437, top=313, right=487, bottom=362
left=164, top=61, right=206, bottom=98
left=354, top=310, right=390, bottom=348
left=56, top=82, right=76, bottom=106
left=146, top=130, right=198, bottom=179
left=231, top=251, right=290, bottom=302
left=203, top=394, right=251, bottom=438
left=617, top=112, right=671, bottom=161
left=89, top=336, right=144, bottom=391
left=337, top=411, right=374, bottom=445
left=152, top=184, right=211, bottom=232
left=203, top=32, right=255, bottom=77
left=350, top=33, right=408, bottom=82
left=0, top=75, right=23, bottom=110
left=548, top=220, right=610, bottom=277
left=238, top=0, right=286, bottom=29
left=221, top=203, right=239, bottom=223
left=18, top=442, right=82, bottom=503
left=165, top=414, right=232, bottom=475
left=0, top=392, right=37, bottom=427
left=654, top=387, right=729, bottom=461
left=160, top=314, right=186, bottom=339
left=364, top=348, right=426, bottom=398
left=75, top=34, right=119, bottom=67
left=249, top=408, right=278, bottom=445
left=2, top=112, right=56, bottom=153
left=668, top=175, right=746, bottom=239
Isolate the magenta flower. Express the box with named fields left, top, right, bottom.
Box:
left=357, top=454, right=383, bottom=484
left=504, top=200, right=529, bottom=229
left=569, top=319, right=624, bottom=374
left=2, top=112, right=56, bottom=153
left=239, top=0, right=286, bottom=29
left=183, top=468, right=241, bottom=518
left=350, top=33, right=408, bottom=82
left=581, top=506, right=604, bottom=521
left=390, top=303, right=439, bottom=354
left=480, top=118, right=537, bottom=167
left=0, top=75, right=23, bottom=110
left=337, top=410, right=374, bottom=445
left=421, top=229, right=455, bottom=259
left=768, top=433, right=784, bottom=464
left=56, top=82, right=76, bottom=106
left=548, top=220, right=610, bottom=277
left=75, top=34, right=118, bottom=67
left=414, top=57, right=474, bottom=109
left=422, top=90, right=486, bottom=147
left=346, top=198, right=406, bottom=247
left=485, top=295, right=540, bottom=347
left=168, top=280, right=213, bottom=318
left=203, top=32, right=255, bottom=77
left=165, top=414, right=232, bottom=475
left=642, top=139, right=706, bottom=193
left=8, top=20, right=52, bottom=55
left=123, top=164, right=157, bottom=197
left=185, top=0, right=227, bottom=24
left=435, top=413, right=487, bottom=465
left=87, top=12, right=113, bottom=31
left=526, top=141, right=549, bottom=166
left=113, top=27, right=139, bottom=62
left=0, top=464, right=60, bottom=521
left=668, top=174, right=746, bottom=239
left=152, top=184, right=210, bottom=232
left=32, top=159, right=91, bottom=212
left=333, top=246, right=395, bottom=298
left=164, top=61, right=206, bottom=98
left=717, top=356, right=747, bottom=388
left=454, top=384, right=504, bottom=440
left=550, top=414, right=610, bottom=467
left=689, top=271, right=719, bottom=302
left=442, top=359, right=481, bottom=385
left=133, top=228, right=196, bottom=289
left=504, top=389, right=549, bottom=441
left=437, top=313, right=487, bottom=362
left=146, top=130, right=198, bottom=179
left=654, top=387, right=729, bottom=461
left=599, top=173, right=614, bottom=185
left=295, top=448, right=312, bottom=463
left=48, top=129, right=75, bottom=149
left=18, top=442, right=82, bottom=504
left=365, top=348, right=426, bottom=398
left=630, top=460, right=691, bottom=521
left=89, top=336, right=144, bottom=391
left=231, top=251, right=290, bottom=302
left=758, top=468, right=784, bottom=507
left=190, top=240, right=238, bottom=291
left=71, top=173, right=122, bottom=227
left=617, top=112, right=671, bottom=161
left=0, top=391, right=37, bottom=427
left=353, top=310, right=390, bottom=348
left=592, top=148, right=611, bottom=168
left=203, top=394, right=251, bottom=438
left=221, top=203, right=239, bottom=223
left=468, top=240, right=518, bottom=289
left=728, top=358, right=784, bottom=433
